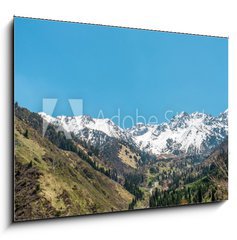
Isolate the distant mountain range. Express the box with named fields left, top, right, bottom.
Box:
left=39, top=110, right=228, bottom=157
left=15, top=104, right=228, bottom=220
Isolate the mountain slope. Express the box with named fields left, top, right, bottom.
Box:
left=14, top=104, right=228, bottom=219
left=14, top=112, right=133, bottom=221
left=201, top=139, right=228, bottom=200
left=39, top=113, right=131, bottom=147
left=127, top=111, right=228, bottom=156
left=39, top=112, right=143, bottom=177
left=149, top=139, right=228, bottom=208
left=40, top=110, right=228, bottom=157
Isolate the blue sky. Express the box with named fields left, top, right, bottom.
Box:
left=14, top=17, right=228, bottom=127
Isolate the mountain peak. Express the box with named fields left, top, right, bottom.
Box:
left=177, top=111, right=189, bottom=117
left=128, top=110, right=228, bottom=155
left=170, top=111, right=190, bottom=123
left=39, top=110, right=228, bottom=156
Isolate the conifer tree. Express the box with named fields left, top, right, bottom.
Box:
left=24, top=129, right=29, bottom=138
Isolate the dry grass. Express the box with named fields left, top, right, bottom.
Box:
left=118, top=144, right=140, bottom=169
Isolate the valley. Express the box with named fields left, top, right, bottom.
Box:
left=14, top=104, right=228, bottom=220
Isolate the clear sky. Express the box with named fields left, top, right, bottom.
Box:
left=14, top=17, right=228, bottom=127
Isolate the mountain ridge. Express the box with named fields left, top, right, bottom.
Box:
left=14, top=104, right=228, bottom=220
left=39, top=110, right=228, bottom=157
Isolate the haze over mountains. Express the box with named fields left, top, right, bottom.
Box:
left=39, top=110, right=228, bottom=157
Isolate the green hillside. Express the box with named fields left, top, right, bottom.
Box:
left=149, top=140, right=228, bottom=208
left=14, top=116, right=133, bottom=221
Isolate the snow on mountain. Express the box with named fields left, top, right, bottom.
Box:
left=39, top=110, right=228, bottom=156
left=38, top=113, right=130, bottom=147
left=127, top=110, right=228, bottom=155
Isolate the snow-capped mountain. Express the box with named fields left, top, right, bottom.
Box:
left=127, top=110, right=228, bottom=155
left=39, top=110, right=228, bottom=156
left=39, top=113, right=131, bottom=147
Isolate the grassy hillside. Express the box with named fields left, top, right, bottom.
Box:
left=14, top=116, right=133, bottom=221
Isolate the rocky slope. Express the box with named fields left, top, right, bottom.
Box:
left=128, top=110, right=228, bottom=156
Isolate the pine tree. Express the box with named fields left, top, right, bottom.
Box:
left=198, top=186, right=202, bottom=203
left=24, top=129, right=29, bottom=138
left=211, top=188, right=216, bottom=202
